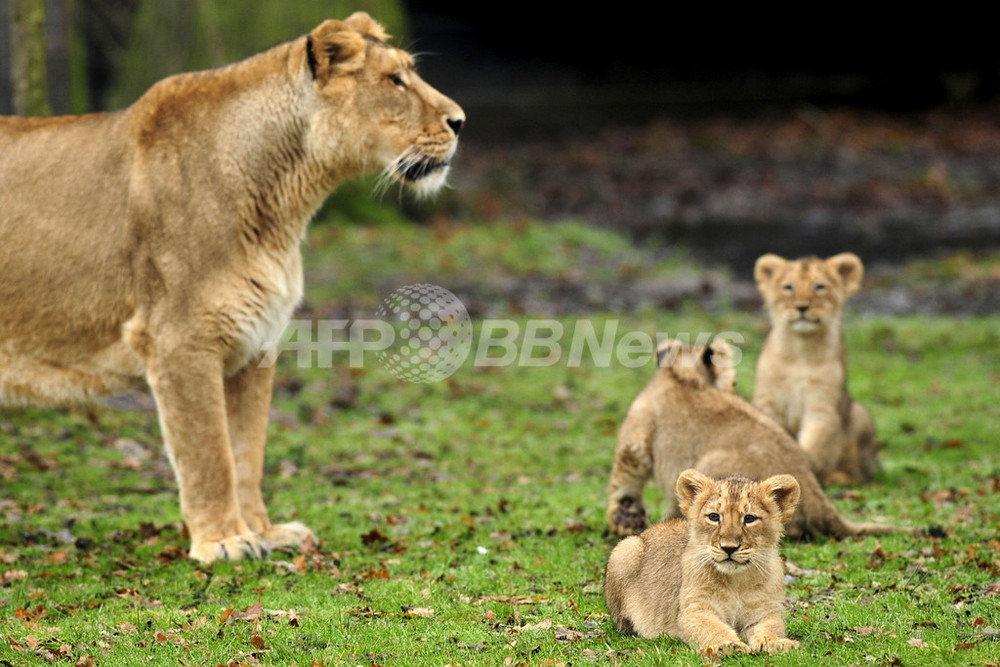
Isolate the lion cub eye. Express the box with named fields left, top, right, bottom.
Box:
left=743, top=514, right=758, bottom=525
left=782, top=284, right=793, bottom=293
left=388, top=74, right=407, bottom=88
left=814, top=283, right=827, bottom=292
left=707, top=512, right=721, bottom=523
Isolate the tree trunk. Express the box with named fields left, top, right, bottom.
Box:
left=9, top=0, right=52, bottom=116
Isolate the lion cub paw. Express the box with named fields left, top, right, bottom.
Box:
left=700, top=639, right=751, bottom=657
left=751, top=636, right=799, bottom=654
left=608, top=497, right=649, bottom=537
left=262, top=521, right=316, bottom=551
left=189, top=532, right=270, bottom=563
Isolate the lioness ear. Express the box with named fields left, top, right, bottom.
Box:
left=761, top=474, right=801, bottom=525
left=754, top=254, right=786, bottom=291
left=344, top=11, right=389, bottom=41
left=826, top=253, right=864, bottom=297
left=307, top=20, right=367, bottom=83
left=677, top=469, right=713, bottom=516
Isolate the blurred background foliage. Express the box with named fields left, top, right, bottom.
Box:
left=108, top=0, right=405, bottom=109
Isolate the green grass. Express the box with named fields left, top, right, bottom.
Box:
left=2, top=221, right=999, bottom=665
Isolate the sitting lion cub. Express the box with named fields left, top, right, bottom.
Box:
left=606, top=338, right=905, bottom=539
left=753, top=253, right=878, bottom=485
left=605, top=468, right=800, bottom=654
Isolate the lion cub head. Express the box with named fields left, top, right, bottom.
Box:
left=754, top=253, right=864, bottom=334
left=305, top=12, right=465, bottom=196
left=655, top=337, right=738, bottom=393
left=677, top=469, right=800, bottom=574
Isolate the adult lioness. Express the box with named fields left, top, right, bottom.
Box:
left=752, top=253, right=878, bottom=485
left=606, top=338, right=908, bottom=539
left=0, top=13, right=464, bottom=562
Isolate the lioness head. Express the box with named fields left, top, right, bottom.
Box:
left=304, top=12, right=464, bottom=196
left=676, top=469, right=800, bottom=574
left=655, top=337, right=737, bottom=392
left=754, top=253, right=864, bottom=334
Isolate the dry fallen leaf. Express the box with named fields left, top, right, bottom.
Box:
left=402, top=606, right=435, bottom=618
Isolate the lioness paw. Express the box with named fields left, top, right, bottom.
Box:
left=262, top=521, right=317, bottom=551
left=751, top=636, right=799, bottom=654
left=189, top=532, right=270, bottom=563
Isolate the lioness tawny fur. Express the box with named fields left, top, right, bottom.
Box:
left=0, top=13, right=464, bottom=562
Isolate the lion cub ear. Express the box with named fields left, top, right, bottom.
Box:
left=703, top=338, right=737, bottom=391
left=826, top=253, right=864, bottom=297
left=754, top=253, right=787, bottom=291
left=307, top=20, right=367, bottom=82
left=676, top=469, right=714, bottom=517
left=760, top=474, right=801, bottom=525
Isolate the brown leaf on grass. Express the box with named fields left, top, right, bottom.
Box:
left=250, top=635, right=266, bottom=650
left=361, top=528, right=389, bottom=546
left=868, top=544, right=887, bottom=569
left=359, top=567, right=389, bottom=580
left=907, top=637, right=928, bottom=648
left=402, top=606, right=435, bottom=618
left=1, top=569, right=27, bottom=585
left=229, top=600, right=264, bottom=622
left=519, top=618, right=552, bottom=632
left=854, top=626, right=880, bottom=636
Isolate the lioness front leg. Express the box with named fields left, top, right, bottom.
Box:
left=225, top=361, right=315, bottom=551
left=607, top=437, right=653, bottom=536
left=147, top=345, right=266, bottom=563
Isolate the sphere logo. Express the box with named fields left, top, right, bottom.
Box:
left=375, top=284, right=473, bottom=383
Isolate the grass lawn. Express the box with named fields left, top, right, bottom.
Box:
left=2, top=220, right=999, bottom=666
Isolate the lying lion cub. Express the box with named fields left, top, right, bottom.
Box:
left=0, top=13, right=463, bottom=562
left=753, top=253, right=878, bottom=485
left=606, top=338, right=906, bottom=539
left=606, top=469, right=800, bottom=653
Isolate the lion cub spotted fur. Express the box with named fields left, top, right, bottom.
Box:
left=606, top=338, right=905, bottom=539
left=605, top=469, right=800, bottom=653
left=753, top=253, right=878, bottom=485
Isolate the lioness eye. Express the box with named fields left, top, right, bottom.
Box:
left=388, top=74, right=406, bottom=88
left=707, top=513, right=721, bottom=523
left=743, top=514, right=757, bottom=525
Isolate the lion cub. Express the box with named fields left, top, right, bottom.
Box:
left=605, top=469, right=800, bottom=654
left=753, top=253, right=878, bottom=485
left=606, top=338, right=904, bottom=539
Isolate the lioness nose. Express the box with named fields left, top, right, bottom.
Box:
left=721, top=545, right=739, bottom=556
left=447, top=117, right=464, bottom=136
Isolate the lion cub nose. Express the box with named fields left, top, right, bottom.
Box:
left=721, top=545, right=739, bottom=556
left=447, top=117, right=464, bottom=136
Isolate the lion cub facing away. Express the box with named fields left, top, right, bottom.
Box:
left=605, top=469, right=800, bottom=654
left=606, top=338, right=904, bottom=539
left=753, top=253, right=878, bottom=485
